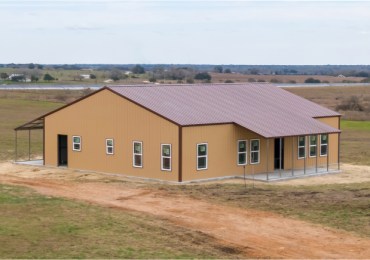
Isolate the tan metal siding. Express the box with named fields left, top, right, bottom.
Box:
left=283, top=134, right=339, bottom=171
left=316, top=116, right=340, bottom=129
left=45, top=89, right=179, bottom=182
left=181, top=124, right=274, bottom=181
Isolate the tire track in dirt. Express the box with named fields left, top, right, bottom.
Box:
left=1, top=173, right=370, bottom=259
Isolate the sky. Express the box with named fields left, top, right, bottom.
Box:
left=0, top=0, right=370, bottom=65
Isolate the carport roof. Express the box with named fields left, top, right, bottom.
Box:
left=108, top=83, right=340, bottom=138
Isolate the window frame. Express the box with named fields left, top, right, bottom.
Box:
left=237, top=140, right=248, bottom=166
left=161, top=144, right=172, bottom=172
left=309, top=135, right=317, bottom=158
left=106, top=138, right=114, bottom=155
left=298, top=136, right=306, bottom=159
left=250, top=139, right=260, bottom=164
left=133, top=141, right=143, bottom=168
left=320, top=134, right=328, bottom=157
left=72, top=135, right=81, bottom=152
left=196, top=143, right=208, bottom=171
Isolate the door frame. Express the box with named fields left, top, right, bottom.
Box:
left=58, top=134, right=68, bottom=166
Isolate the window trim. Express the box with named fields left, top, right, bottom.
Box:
left=196, top=143, right=208, bottom=171
left=309, top=135, right=317, bottom=158
left=320, top=134, right=328, bottom=157
left=133, top=141, right=143, bottom=168
left=72, top=135, right=81, bottom=152
left=106, top=138, right=114, bottom=155
left=298, top=136, right=306, bottom=159
left=161, top=144, right=172, bottom=172
left=250, top=139, right=260, bottom=164
left=237, top=140, right=247, bottom=166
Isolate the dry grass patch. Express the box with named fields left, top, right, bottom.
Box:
left=0, top=184, right=244, bottom=259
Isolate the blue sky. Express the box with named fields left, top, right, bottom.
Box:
left=1, top=1, right=369, bottom=64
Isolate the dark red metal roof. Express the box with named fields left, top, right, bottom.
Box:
left=109, top=83, right=340, bottom=138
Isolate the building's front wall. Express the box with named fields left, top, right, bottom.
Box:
left=45, top=89, right=179, bottom=182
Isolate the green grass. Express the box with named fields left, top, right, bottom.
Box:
left=341, top=120, right=370, bottom=165
left=158, top=182, right=370, bottom=238
left=0, top=184, right=242, bottom=259
left=341, top=120, right=370, bottom=130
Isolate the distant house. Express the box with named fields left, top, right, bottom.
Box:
left=80, top=74, right=91, bottom=80
left=337, top=74, right=346, bottom=78
left=104, top=79, right=114, bottom=83
left=16, top=83, right=341, bottom=182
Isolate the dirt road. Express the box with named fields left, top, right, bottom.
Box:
left=1, top=162, right=370, bottom=259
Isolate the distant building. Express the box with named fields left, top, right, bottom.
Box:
left=337, top=74, right=346, bottom=78
left=80, top=74, right=91, bottom=80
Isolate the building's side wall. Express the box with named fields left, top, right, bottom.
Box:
left=181, top=124, right=274, bottom=181
left=45, top=89, right=179, bottom=182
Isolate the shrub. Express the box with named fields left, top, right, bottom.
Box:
left=224, top=80, right=234, bottom=83
left=194, top=72, right=211, bottom=81
left=336, top=96, right=364, bottom=111
left=304, top=78, right=321, bottom=83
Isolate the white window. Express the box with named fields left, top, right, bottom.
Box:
left=309, top=135, right=317, bottom=157
left=197, top=143, right=208, bottom=170
left=72, top=136, right=81, bottom=151
left=320, top=134, right=328, bottom=156
left=161, top=144, right=171, bottom=171
left=237, top=140, right=247, bottom=165
left=133, top=141, right=143, bottom=168
left=298, top=136, right=305, bottom=159
left=250, top=139, right=260, bottom=164
left=106, top=139, right=114, bottom=155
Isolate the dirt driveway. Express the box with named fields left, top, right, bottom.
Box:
left=1, top=162, right=370, bottom=259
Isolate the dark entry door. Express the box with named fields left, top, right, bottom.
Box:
left=58, top=135, right=68, bottom=166
left=274, top=138, right=284, bottom=169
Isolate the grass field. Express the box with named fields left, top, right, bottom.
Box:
left=341, top=120, right=370, bottom=165
left=158, top=181, right=370, bottom=238
left=0, top=184, right=241, bottom=259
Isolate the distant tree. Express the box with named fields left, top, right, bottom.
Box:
left=224, top=68, right=232, bottom=74
left=28, top=63, right=35, bottom=69
left=270, top=78, right=282, bottom=83
left=213, top=66, right=223, bottom=73
left=249, top=68, right=259, bottom=75
left=194, top=72, right=212, bottom=81
left=43, top=73, right=55, bottom=81
left=11, top=75, right=26, bottom=82
left=224, top=80, right=234, bottom=83
left=31, top=75, right=39, bottom=82
left=36, top=64, right=44, bottom=70
left=131, top=65, right=145, bottom=74
left=356, top=71, right=369, bottom=77
left=247, top=78, right=256, bottom=82
left=90, top=74, right=96, bottom=79
left=304, top=78, right=321, bottom=83
left=149, top=77, right=156, bottom=83
left=0, top=72, right=9, bottom=80
left=186, top=78, right=194, bottom=84
left=110, top=70, right=124, bottom=81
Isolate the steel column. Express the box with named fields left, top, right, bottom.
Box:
left=304, top=136, right=307, bottom=174
left=315, top=134, right=318, bottom=173
left=291, top=136, right=294, bottom=176
left=266, top=139, right=269, bottom=181
left=15, top=131, right=18, bottom=162
left=327, top=134, right=330, bottom=172
left=28, top=130, right=31, bottom=161
left=279, top=138, right=282, bottom=177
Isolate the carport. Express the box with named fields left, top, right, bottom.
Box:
left=14, top=116, right=44, bottom=163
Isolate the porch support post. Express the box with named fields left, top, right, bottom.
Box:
left=15, top=131, right=18, bottom=162
left=304, top=136, right=307, bottom=174
left=291, top=136, right=294, bottom=176
left=327, top=134, right=330, bottom=172
left=338, top=133, right=341, bottom=171
left=315, top=134, right=318, bottom=173
left=279, top=137, right=282, bottom=177
left=266, top=138, right=269, bottom=181
left=28, top=129, right=31, bottom=161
